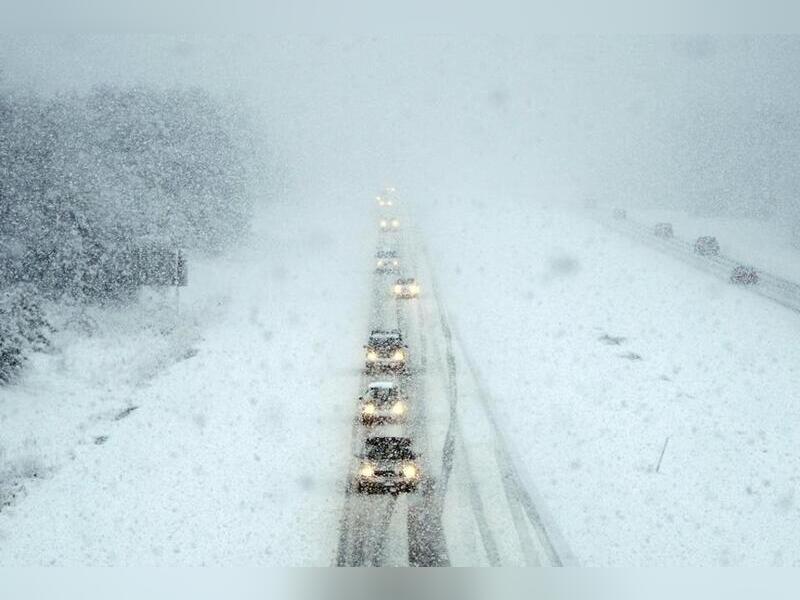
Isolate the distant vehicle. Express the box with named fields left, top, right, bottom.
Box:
left=393, top=277, right=420, bottom=299
left=613, top=208, right=627, bottom=219
left=375, top=249, right=400, bottom=274
left=654, top=222, right=674, bottom=238
left=379, top=217, right=400, bottom=232
left=376, top=196, right=393, bottom=208
left=365, top=329, right=408, bottom=373
left=730, top=265, right=759, bottom=285
left=694, top=236, right=720, bottom=256
left=355, top=436, right=420, bottom=495
left=359, top=381, right=407, bottom=425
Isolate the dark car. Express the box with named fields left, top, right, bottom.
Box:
left=694, top=236, right=721, bottom=256
left=355, top=437, right=421, bottom=495
left=654, top=222, right=674, bottom=238
left=730, top=265, right=759, bottom=285
left=365, top=329, right=408, bottom=374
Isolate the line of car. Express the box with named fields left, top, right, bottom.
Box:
left=612, top=208, right=760, bottom=284
left=351, top=190, right=425, bottom=496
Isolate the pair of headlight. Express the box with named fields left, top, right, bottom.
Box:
left=358, top=461, right=417, bottom=480
left=362, top=401, right=404, bottom=416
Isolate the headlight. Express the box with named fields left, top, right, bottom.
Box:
left=392, top=260, right=399, bottom=266
left=387, top=200, right=393, bottom=206
left=391, top=219, right=399, bottom=228
left=376, top=260, right=384, bottom=267
left=380, top=220, right=387, bottom=227
left=390, top=401, right=406, bottom=415
left=362, top=403, right=377, bottom=415
left=359, top=462, right=375, bottom=478
left=367, top=351, right=378, bottom=362
left=391, top=349, right=405, bottom=361
left=410, top=285, right=420, bottom=294
left=401, top=463, right=418, bottom=480
left=393, top=284, right=402, bottom=294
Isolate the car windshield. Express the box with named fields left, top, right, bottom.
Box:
left=365, top=440, right=415, bottom=461
left=369, top=333, right=401, bottom=347
left=369, top=388, right=396, bottom=403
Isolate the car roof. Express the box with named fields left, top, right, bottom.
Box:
left=368, top=381, right=397, bottom=390
left=370, top=329, right=401, bottom=337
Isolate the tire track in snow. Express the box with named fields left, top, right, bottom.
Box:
left=419, top=235, right=566, bottom=566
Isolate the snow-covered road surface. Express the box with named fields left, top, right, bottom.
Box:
left=335, top=207, right=565, bottom=566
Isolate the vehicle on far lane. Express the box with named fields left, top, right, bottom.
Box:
left=613, top=208, right=627, bottom=219
left=354, top=436, right=421, bottom=495
left=694, top=236, right=721, bottom=256
left=654, top=222, right=674, bottom=239
left=730, top=265, right=759, bottom=285
left=393, top=277, right=420, bottom=299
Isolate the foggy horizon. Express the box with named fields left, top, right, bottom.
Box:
left=3, top=35, right=799, bottom=221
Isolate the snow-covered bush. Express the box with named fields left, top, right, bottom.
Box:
left=0, top=285, right=54, bottom=384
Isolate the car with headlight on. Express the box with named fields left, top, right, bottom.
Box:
left=375, top=249, right=400, bottom=274
left=694, top=236, right=720, bottom=256
left=379, top=217, right=400, bottom=232
left=654, top=222, right=674, bottom=239
left=730, top=264, right=759, bottom=285
left=393, top=277, right=420, bottom=299
left=365, top=329, right=408, bottom=374
left=355, top=436, right=420, bottom=495
left=359, top=381, right=408, bottom=425
left=376, top=195, right=394, bottom=208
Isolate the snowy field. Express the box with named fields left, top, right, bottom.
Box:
left=3, top=188, right=800, bottom=566
left=0, top=193, right=373, bottom=565
left=418, top=193, right=800, bottom=566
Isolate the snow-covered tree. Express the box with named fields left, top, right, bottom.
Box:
left=0, top=85, right=253, bottom=303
